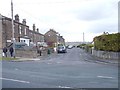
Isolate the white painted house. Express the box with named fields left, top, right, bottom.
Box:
left=20, top=36, right=30, bottom=46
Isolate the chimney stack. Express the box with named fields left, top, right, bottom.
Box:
left=33, top=24, right=36, bottom=32
left=15, top=14, right=19, bottom=22
left=22, top=19, right=26, bottom=25
left=36, top=28, right=39, bottom=33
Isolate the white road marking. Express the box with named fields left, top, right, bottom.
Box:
left=15, top=68, right=18, bottom=70
left=0, top=77, right=30, bottom=83
left=47, top=63, right=52, bottom=64
left=58, top=86, right=71, bottom=88
left=97, top=76, right=114, bottom=79
left=57, top=62, right=62, bottom=64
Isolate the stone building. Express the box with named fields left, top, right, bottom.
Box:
left=58, top=36, right=65, bottom=45
left=1, top=14, right=30, bottom=47
left=29, top=24, right=45, bottom=46
left=44, top=29, right=65, bottom=47
left=0, top=14, right=2, bottom=49
left=1, top=14, right=45, bottom=48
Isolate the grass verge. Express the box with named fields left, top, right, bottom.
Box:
left=0, top=57, right=18, bottom=60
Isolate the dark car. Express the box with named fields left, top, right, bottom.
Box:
left=57, top=46, right=67, bottom=53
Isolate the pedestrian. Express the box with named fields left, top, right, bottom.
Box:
left=3, top=47, right=8, bottom=57
left=54, top=47, right=57, bottom=52
left=39, top=46, right=42, bottom=56
left=9, top=47, right=14, bottom=57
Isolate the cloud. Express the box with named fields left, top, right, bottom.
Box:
left=0, top=0, right=119, bottom=42
left=70, top=0, right=118, bottom=21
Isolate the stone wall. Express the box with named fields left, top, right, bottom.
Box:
left=92, top=49, right=120, bottom=60
left=15, top=49, right=38, bottom=58
left=15, top=48, right=49, bottom=58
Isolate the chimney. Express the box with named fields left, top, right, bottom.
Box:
left=36, top=28, right=39, bottom=33
left=22, top=19, right=26, bottom=25
left=33, top=24, right=36, bottom=32
left=15, top=14, right=19, bottom=22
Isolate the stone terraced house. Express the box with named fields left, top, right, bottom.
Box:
left=0, top=14, right=45, bottom=49
left=0, top=14, right=65, bottom=50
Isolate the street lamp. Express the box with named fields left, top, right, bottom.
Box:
left=83, top=32, right=85, bottom=44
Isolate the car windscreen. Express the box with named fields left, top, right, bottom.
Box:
left=58, top=46, right=65, bottom=49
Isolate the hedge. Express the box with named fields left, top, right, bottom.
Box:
left=93, top=33, right=120, bottom=52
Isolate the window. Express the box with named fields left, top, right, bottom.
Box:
left=20, top=40, right=26, bottom=43
left=19, top=26, right=22, bottom=34
left=25, top=28, right=27, bottom=35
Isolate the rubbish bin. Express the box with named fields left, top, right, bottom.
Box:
left=47, top=49, right=50, bottom=54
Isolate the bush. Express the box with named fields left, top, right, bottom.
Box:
left=77, top=44, right=86, bottom=48
left=93, top=33, right=120, bottom=52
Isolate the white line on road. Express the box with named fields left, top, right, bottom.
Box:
left=58, top=86, right=71, bottom=88
left=97, top=76, right=114, bottom=79
left=15, top=68, right=18, bottom=70
left=0, top=77, right=30, bottom=83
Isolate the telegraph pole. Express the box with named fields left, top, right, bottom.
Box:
left=11, top=0, right=15, bottom=58
left=83, top=32, right=85, bottom=44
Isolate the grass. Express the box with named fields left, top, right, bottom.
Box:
left=0, top=57, right=18, bottom=60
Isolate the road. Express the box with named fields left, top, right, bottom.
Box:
left=2, top=48, right=118, bottom=88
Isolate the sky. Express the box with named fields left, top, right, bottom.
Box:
left=0, top=0, right=119, bottom=42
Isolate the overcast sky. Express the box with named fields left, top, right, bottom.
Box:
left=0, top=0, right=119, bottom=42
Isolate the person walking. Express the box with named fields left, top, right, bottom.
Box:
left=9, top=47, right=14, bottom=57
left=39, top=46, right=42, bottom=56
left=3, top=47, right=8, bottom=57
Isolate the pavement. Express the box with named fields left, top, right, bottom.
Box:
left=11, top=57, right=41, bottom=62
left=84, top=58, right=118, bottom=65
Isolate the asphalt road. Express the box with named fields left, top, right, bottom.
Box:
left=2, top=48, right=118, bottom=88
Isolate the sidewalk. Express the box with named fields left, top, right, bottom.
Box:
left=11, top=57, right=40, bottom=62
left=95, top=59, right=118, bottom=64
left=91, top=54, right=119, bottom=64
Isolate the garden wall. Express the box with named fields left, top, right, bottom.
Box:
left=92, top=49, right=120, bottom=60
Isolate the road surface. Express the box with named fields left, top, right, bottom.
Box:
left=2, top=48, right=118, bottom=88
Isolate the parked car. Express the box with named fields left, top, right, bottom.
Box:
left=15, top=42, right=27, bottom=49
left=57, top=45, right=67, bottom=53
left=67, top=45, right=73, bottom=49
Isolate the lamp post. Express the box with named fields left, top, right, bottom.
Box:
left=11, top=0, right=15, bottom=58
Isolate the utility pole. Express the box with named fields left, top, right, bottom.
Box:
left=83, top=32, right=85, bottom=44
left=11, top=0, right=15, bottom=58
